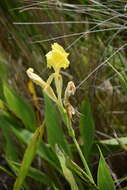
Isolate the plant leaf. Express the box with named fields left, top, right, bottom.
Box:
left=97, top=147, right=116, bottom=190
left=80, top=100, right=95, bottom=160
left=0, top=115, right=61, bottom=172
left=0, top=113, right=18, bottom=161
left=0, top=165, right=14, bottom=178
left=2, top=125, right=18, bottom=161
left=55, top=145, right=79, bottom=190
left=8, top=160, right=54, bottom=187
left=99, top=137, right=127, bottom=146
left=13, top=125, right=43, bottom=190
left=3, top=83, right=36, bottom=131
left=44, top=94, right=70, bottom=154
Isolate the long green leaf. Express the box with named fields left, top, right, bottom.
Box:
left=0, top=115, right=61, bottom=172
left=99, top=137, right=127, bottom=146
left=8, top=160, right=54, bottom=187
left=80, top=100, right=95, bottom=160
left=11, top=126, right=60, bottom=171
left=44, top=95, right=70, bottom=154
left=55, top=145, right=79, bottom=190
left=0, top=165, right=14, bottom=178
left=13, top=125, right=43, bottom=190
left=3, top=83, right=36, bottom=131
left=67, top=159, right=98, bottom=189
left=2, top=126, right=18, bottom=161
left=0, top=113, right=18, bottom=161
left=97, top=147, right=116, bottom=190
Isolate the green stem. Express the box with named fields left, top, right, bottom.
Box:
left=68, top=119, right=94, bottom=183
left=58, top=105, right=97, bottom=187
left=55, top=74, right=63, bottom=107
left=73, top=137, right=93, bottom=178
left=58, top=105, right=96, bottom=184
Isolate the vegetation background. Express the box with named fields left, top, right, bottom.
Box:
left=0, top=0, right=127, bottom=190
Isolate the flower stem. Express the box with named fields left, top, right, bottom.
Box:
left=54, top=74, right=63, bottom=107
left=72, top=135, right=94, bottom=182
left=67, top=118, right=95, bottom=184
left=58, top=104, right=97, bottom=188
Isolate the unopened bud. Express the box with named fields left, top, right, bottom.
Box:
left=64, top=81, right=76, bottom=99
left=64, top=81, right=76, bottom=119
left=26, top=68, right=57, bottom=103
left=26, top=68, right=46, bottom=88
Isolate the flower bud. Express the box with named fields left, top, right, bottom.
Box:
left=26, top=68, right=46, bottom=88
left=64, top=81, right=76, bottom=104
left=26, top=68, right=57, bottom=103
left=64, top=81, right=76, bottom=119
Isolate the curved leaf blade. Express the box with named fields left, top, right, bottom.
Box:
left=13, top=125, right=43, bottom=190
left=44, top=95, right=70, bottom=154
left=80, top=100, right=95, bottom=160
left=3, top=83, right=36, bottom=131
left=97, top=148, right=116, bottom=190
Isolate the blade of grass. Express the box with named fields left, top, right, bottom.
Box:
left=99, top=137, right=127, bottom=146
left=107, top=61, right=127, bottom=93
left=13, top=124, right=43, bottom=190
left=0, top=165, right=15, bottom=178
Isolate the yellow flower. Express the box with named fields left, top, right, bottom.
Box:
left=46, top=43, right=70, bottom=72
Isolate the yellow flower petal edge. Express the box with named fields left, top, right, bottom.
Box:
left=46, top=43, right=70, bottom=72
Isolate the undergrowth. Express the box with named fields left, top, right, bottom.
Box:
left=0, top=0, right=127, bottom=189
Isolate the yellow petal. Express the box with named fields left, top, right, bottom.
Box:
left=52, top=43, right=69, bottom=57
left=46, top=43, right=70, bottom=72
